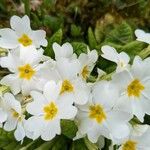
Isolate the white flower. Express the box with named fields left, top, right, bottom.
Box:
left=3, top=93, right=26, bottom=141
left=118, top=125, right=150, bottom=150
left=101, top=45, right=130, bottom=72
left=0, top=96, right=8, bottom=124
left=25, top=81, right=77, bottom=141
left=0, top=46, right=49, bottom=95
left=78, top=49, right=98, bottom=80
left=55, top=58, right=90, bottom=105
left=112, top=56, right=150, bottom=122
left=0, top=15, right=47, bottom=49
left=75, top=81, right=131, bottom=143
left=135, top=29, right=150, bottom=44
left=53, top=42, right=77, bottom=60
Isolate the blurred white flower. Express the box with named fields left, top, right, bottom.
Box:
left=3, top=93, right=26, bottom=141
left=25, top=81, right=77, bottom=141
left=118, top=125, right=150, bottom=150
left=78, top=49, right=98, bottom=80
left=0, top=46, right=49, bottom=95
left=75, top=81, right=131, bottom=143
left=112, top=56, right=150, bottom=122
left=101, top=45, right=130, bottom=72
left=135, top=29, right=150, bottom=44
left=0, top=15, right=47, bottom=49
left=52, top=42, right=77, bottom=60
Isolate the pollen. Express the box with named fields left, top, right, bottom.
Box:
left=122, top=140, right=137, bottom=150
left=127, top=79, right=145, bottom=97
left=89, top=104, right=106, bottom=123
left=18, top=64, right=35, bottom=80
left=18, top=34, right=32, bottom=47
left=60, top=80, right=74, bottom=94
left=81, top=65, right=90, bottom=79
left=43, top=102, right=58, bottom=120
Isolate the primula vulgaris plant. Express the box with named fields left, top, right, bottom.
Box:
left=0, top=15, right=150, bottom=150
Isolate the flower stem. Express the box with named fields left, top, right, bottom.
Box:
left=138, top=45, right=150, bottom=59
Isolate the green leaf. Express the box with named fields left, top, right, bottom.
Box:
left=44, top=29, right=63, bottom=58
left=61, top=120, right=78, bottom=139
left=88, top=27, right=97, bottom=49
left=72, top=139, right=88, bottom=150
left=71, top=42, right=87, bottom=56
left=43, top=15, right=64, bottom=32
left=71, top=24, right=81, bottom=37
left=105, top=22, right=133, bottom=45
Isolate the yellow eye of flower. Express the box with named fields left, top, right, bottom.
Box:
left=18, top=64, right=35, bottom=80
left=127, top=79, right=145, bottom=97
left=81, top=65, right=89, bottom=79
left=18, top=34, right=32, bottom=47
left=43, top=102, right=58, bottom=120
left=89, top=104, right=106, bottom=123
left=60, top=80, right=74, bottom=94
left=122, top=140, right=137, bottom=150
left=11, top=109, right=23, bottom=122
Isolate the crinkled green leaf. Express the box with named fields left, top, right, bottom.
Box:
left=105, top=22, right=133, bottom=45
left=61, top=120, right=78, bottom=139
left=72, top=42, right=87, bottom=56
left=88, top=27, right=97, bottom=49
left=71, top=24, right=81, bottom=37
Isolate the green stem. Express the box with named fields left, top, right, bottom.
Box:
left=138, top=45, right=150, bottom=59
left=23, top=0, right=30, bottom=16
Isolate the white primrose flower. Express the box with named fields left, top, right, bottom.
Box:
left=52, top=42, right=77, bottom=60
left=0, top=46, right=49, bottom=95
left=78, top=49, right=98, bottom=80
left=3, top=93, right=26, bottom=141
left=135, top=29, right=150, bottom=44
left=25, top=81, right=77, bottom=141
left=55, top=57, right=90, bottom=105
left=112, top=56, right=150, bottom=122
left=75, top=81, right=131, bottom=143
left=101, top=45, right=130, bottom=72
left=0, top=96, right=8, bottom=124
left=0, top=15, right=47, bottom=49
left=118, top=125, right=150, bottom=150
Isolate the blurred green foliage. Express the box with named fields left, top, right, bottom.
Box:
left=0, top=0, right=150, bottom=149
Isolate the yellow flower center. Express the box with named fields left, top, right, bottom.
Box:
left=60, top=80, right=74, bottom=94
left=127, top=79, right=145, bottom=97
left=18, top=64, right=35, bottom=80
left=122, top=140, right=137, bottom=150
left=18, top=34, right=32, bottom=47
left=11, top=109, right=24, bottom=122
left=89, top=104, right=106, bottom=123
left=81, top=65, right=89, bottom=79
left=43, top=102, right=58, bottom=120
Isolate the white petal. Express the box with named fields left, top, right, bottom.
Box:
left=73, top=78, right=90, bottom=105
left=0, top=74, right=21, bottom=95
left=14, top=123, right=25, bottom=141
left=101, top=45, right=118, bottom=63
left=88, top=50, right=98, bottom=64
left=41, top=119, right=60, bottom=141
left=43, top=81, right=61, bottom=102
left=4, top=93, right=21, bottom=113
left=135, top=29, right=150, bottom=44
left=0, top=108, right=7, bottom=123
left=0, top=28, right=18, bottom=49
left=10, top=15, right=31, bottom=35
left=56, top=58, right=80, bottom=80
left=4, top=116, right=17, bottom=131
left=27, top=91, right=45, bottom=115
left=57, top=102, right=77, bottom=119
left=53, top=42, right=74, bottom=60
left=30, top=30, right=47, bottom=48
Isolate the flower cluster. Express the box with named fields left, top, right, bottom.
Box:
left=0, top=15, right=150, bottom=149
